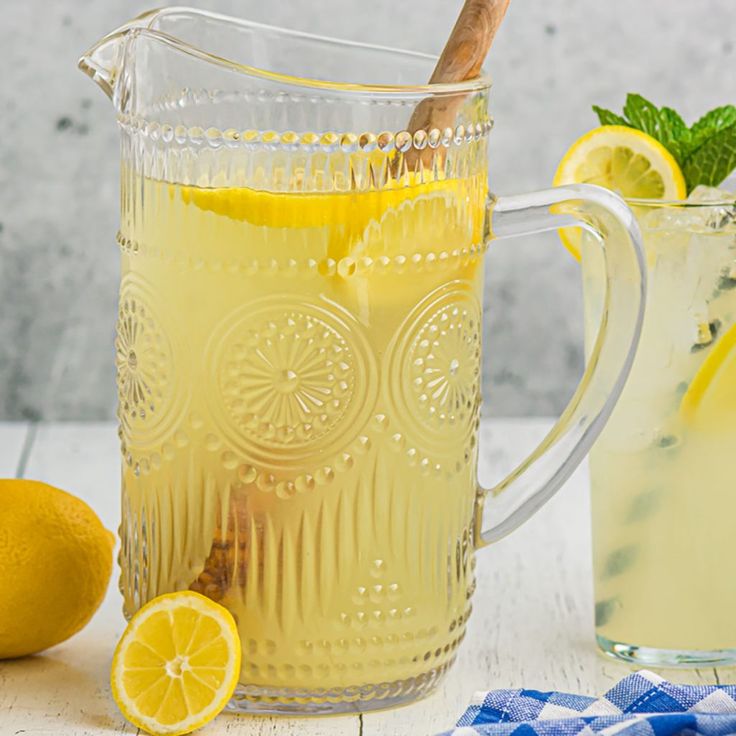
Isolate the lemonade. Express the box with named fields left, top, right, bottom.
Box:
left=116, top=164, right=489, bottom=699
left=581, top=194, right=736, bottom=661
left=556, top=91, right=736, bottom=663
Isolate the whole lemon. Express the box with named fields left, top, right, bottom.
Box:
left=0, top=479, right=114, bottom=659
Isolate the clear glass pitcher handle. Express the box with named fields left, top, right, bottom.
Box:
left=475, top=183, right=646, bottom=547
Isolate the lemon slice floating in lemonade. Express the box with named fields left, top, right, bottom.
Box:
left=178, top=173, right=483, bottom=264
left=111, top=591, right=241, bottom=736
left=553, top=125, right=687, bottom=258
left=680, top=322, right=736, bottom=431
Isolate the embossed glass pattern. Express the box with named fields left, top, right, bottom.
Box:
left=81, top=7, right=646, bottom=715
left=116, top=156, right=487, bottom=712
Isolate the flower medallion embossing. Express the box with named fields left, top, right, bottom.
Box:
left=221, top=311, right=353, bottom=445
left=116, top=276, right=183, bottom=449
left=386, top=283, right=482, bottom=457
left=410, top=303, right=481, bottom=431
left=209, top=297, right=377, bottom=469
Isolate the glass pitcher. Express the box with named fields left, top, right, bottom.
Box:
left=80, top=8, right=645, bottom=715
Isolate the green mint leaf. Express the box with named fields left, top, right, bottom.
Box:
left=625, top=488, right=661, bottom=524
left=602, top=545, right=638, bottom=579
left=660, top=107, right=689, bottom=138
left=591, top=96, right=736, bottom=190
left=592, top=96, right=690, bottom=160
left=620, top=94, right=691, bottom=163
left=595, top=599, right=617, bottom=627
left=689, top=105, right=736, bottom=151
left=682, top=121, right=736, bottom=190
left=592, top=105, right=628, bottom=127
left=622, top=93, right=663, bottom=138
left=659, top=107, right=692, bottom=160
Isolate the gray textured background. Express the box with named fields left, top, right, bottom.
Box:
left=0, top=0, right=732, bottom=420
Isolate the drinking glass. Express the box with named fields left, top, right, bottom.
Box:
left=582, top=193, right=736, bottom=666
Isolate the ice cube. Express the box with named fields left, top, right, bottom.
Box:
left=688, top=184, right=736, bottom=203
left=642, top=205, right=707, bottom=233
left=688, top=185, right=736, bottom=230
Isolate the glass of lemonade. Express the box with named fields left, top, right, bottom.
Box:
left=81, top=7, right=646, bottom=714
left=582, top=187, right=736, bottom=666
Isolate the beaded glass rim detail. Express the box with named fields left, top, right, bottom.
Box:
left=118, top=113, right=495, bottom=152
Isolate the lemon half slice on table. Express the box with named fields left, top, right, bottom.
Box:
left=553, top=125, right=687, bottom=259
left=111, top=591, right=241, bottom=736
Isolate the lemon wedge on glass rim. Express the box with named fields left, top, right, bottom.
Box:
left=553, top=125, right=687, bottom=259
left=111, top=591, right=241, bottom=736
left=554, top=124, right=735, bottom=428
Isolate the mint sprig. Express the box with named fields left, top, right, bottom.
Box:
left=593, top=93, right=736, bottom=192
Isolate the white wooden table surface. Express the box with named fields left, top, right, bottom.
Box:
left=0, top=420, right=729, bottom=736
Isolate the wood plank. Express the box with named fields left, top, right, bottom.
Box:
left=0, top=421, right=30, bottom=476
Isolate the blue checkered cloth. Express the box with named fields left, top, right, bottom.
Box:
left=440, top=670, right=736, bottom=736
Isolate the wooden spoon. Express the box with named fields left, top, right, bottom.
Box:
left=189, top=0, right=512, bottom=605
left=405, top=0, right=510, bottom=169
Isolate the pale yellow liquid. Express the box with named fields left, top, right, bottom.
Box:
left=117, top=169, right=488, bottom=694
left=583, top=221, right=736, bottom=653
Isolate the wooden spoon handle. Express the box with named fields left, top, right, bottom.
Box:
left=404, top=0, right=510, bottom=169
left=430, top=0, right=510, bottom=85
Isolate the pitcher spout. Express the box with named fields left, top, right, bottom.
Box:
left=78, top=9, right=160, bottom=101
